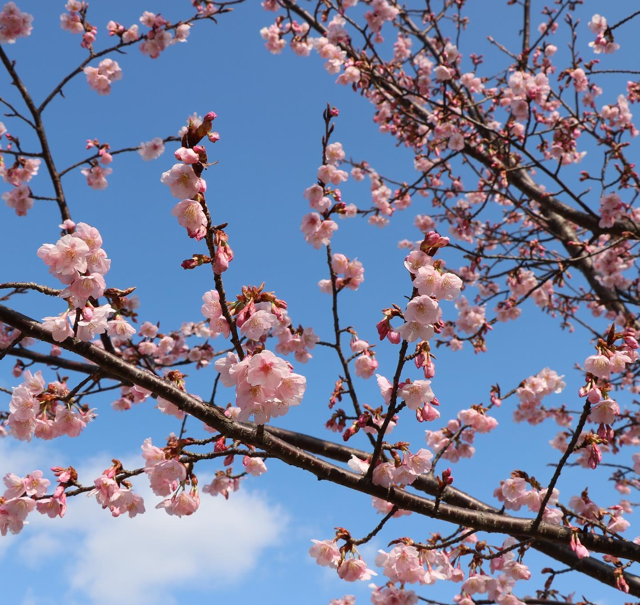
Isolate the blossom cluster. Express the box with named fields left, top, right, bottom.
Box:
left=214, top=349, right=306, bottom=425
left=569, top=490, right=631, bottom=534
left=60, top=1, right=97, bottom=48
left=7, top=370, right=95, bottom=442
left=514, top=367, right=567, bottom=425
left=588, top=14, right=619, bottom=54
left=348, top=447, right=433, bottom=488
left=318, top=253, right=365, bottom=293
left=300, top=139, right=346, bottom=248
left=38, top=222, right=136, bottom=343
left=0, top=2, right=32, bottom=44
left=1, top=154, right=39, bottom=216
left=88, top=460, right=146, bottom=518
left=142, top=438, right=199, bottom=517
left=84, top=58, right=122, bottom=95
left=162, top=112, right=220, bottom=247
left=1, top=469, right=51, bottom=536
left=458, top=538, right=533, bottom=602
left=494, top=474, right=562, bottom=524
left=309, top=539, right=377, bottom=582
left=377, top=244, right=463, bottom=348
left=351, top=337, right=378, bottom=379
left=426, top=405, right=498, bottom=463
left=138, top=137, right=165, bottom=161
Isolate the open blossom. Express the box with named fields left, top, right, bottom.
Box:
left=84, top=59, right=122, bottom=95
left=81, top=165, right=112, bottom=190
left=337, top=558, right=377, bottom=582
left=156, top=489, right=199, bottom=517
left=404, top=295, right=440, bottom=326
left=354, top=353, right=378, bottom=379
left=218, top=349, right=306, bottom=425
left=243, top=456, right=267, bottom=476
left=0, top=2, right=33, bottom=43
left=172, top=199, right=207, bottom=240
left=399, top=380, right=435, bottom=410
left=260, top=23, right=286, bottom=54
left=3, top=157, right=40, bottom=185
left=161, top=163, right=204, bottom=199
left=202, top=473, right=235, bottom=499
left=301, top=212, right=338, bottom=248
left=584, top=354, right=611, bottom=379
left=139, top=29, right=173, bottom=59
left=309, top=539, right=340, bottom=567
left=139, top=137, right=165, bottom=160
left=109, top=489, right=145, bottom=518
left=77, top=304, right=114, bottom=342
left=240, top=309, right=277, bottom=341
left=3, top=184, right=33, bottom=216
left=42, top=312, right=74, bottom=342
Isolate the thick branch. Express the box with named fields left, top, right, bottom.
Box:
left=2, top=304, right=640, bottom=573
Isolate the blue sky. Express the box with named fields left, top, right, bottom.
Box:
left=1, top=1, right=638, bottom=603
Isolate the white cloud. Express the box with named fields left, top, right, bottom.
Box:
left=2, top=443, right=286, bottom=605
left=63, top=486, right=285, bottom=605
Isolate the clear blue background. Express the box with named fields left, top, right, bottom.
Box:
left=0, top=1, right=638, bottom=604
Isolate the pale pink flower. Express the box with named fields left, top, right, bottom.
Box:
left=376, top=374, right=393, bottom=404
left=156, top=397, right=185, bottom=420
left=202, top=474, right=234, bottom=498
left=141, top=437, right=165, bottom=467
left=309, top=539, right=340, bottom=567
left=9, top=385, right=38, bottom=421
left=372, top=462, right=395, bottom=488
left=246, top=350, right=289, bottom=389
left=81, top=165, right=112, bottom=189
left=354, top=354, right=378, bottom=379
left=161, top=163, right=203, bottom=199
left=110, top=489, right=145, bottom=518
left=240, top=310, right=277, bottom=341
left=3, top=496, right=35, bottom=521
left=84, top=59, right=122, bottom=95
left=139, top=137, right=165, bottom=160
left=2, top=184, right=33, bottom=216
left=584, top=354, right=611, bottom=379
left=434, top=65, right=453, bottom=81
left=3, top=472, right=26, bottom=499
left=172, top=199, right=207, bottom=240
left=107, top=316, right=137, bottom=340
left=337, top=558, right=377, bottom=582
left=54, top=406, right=88, bottom=437
left=0, top=2, right=33, bottom=44
left=400, top=380, right=435, bottom=410
left=590, top=398, right=619, bottom=425
left=42, top=312, right=74, bottom=342
left=347, top=455, right=369, bottom=474
left=38, top=234, right=89, bottom=276
left=62, top=273, right=106, bottom=306
left=156, top=490, right=200, bottom=517
left=395, top=321, right=435, bottom=343
left=243, top=456, right=267, bottom=476
left=146, top=459, right=187, bottom=496
left=77, top=304, right=113, bottom=342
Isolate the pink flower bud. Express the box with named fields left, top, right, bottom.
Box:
left=387, top=331, right=401, bottom=345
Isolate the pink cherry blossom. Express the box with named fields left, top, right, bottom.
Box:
left=161, top=163, right=204, bottom=199
left=309, top=539, right=340, bottom=567
left=337, top=558, right=377, bottom=582
left=139, top=137, right=165, bottom=160
left=84, top=59, right=122, bottom=95
left=0, top=2, right=33, bottom=44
